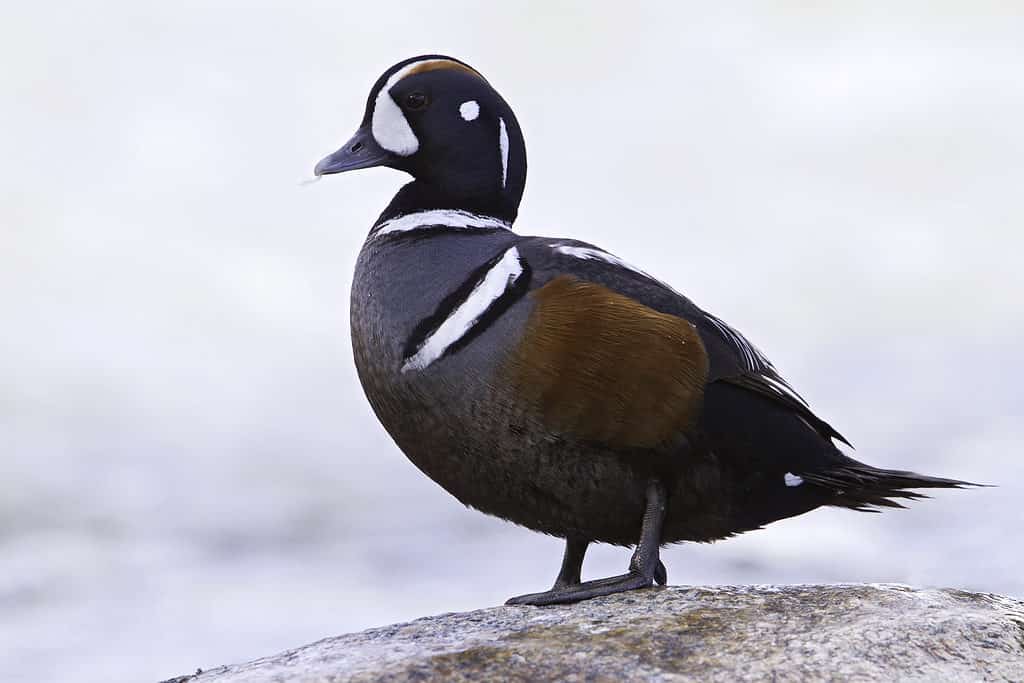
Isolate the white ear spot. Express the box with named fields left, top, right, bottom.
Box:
left=459, top=100, right=480, bottom=121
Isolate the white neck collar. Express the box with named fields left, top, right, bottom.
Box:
left=372, top=209, right=511, bottom=239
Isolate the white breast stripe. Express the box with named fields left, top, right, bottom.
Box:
left=498, top=117, right=509, bottom=188
left=372, top=58, right=448, bottom=156
left=374, top=209, right=511, bottom=239
left=402, top=246, right=524, bottom=372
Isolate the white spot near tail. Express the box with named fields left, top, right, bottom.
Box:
left=459, top=100, right=480, bottom=121
left=784, top=472, right=804, bottom=487
left=498, top=117, right=509, bottom=188
left=402, top=246, right=524, bottom=372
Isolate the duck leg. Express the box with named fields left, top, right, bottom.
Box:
left=506, top=479, right=667, bottom=606
left=552, top=536, right=588, bottom=589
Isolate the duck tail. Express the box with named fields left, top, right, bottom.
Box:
left=800, top=460, right=984, bottom=512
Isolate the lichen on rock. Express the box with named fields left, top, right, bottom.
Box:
left=164, top=584, right=1024, bottom=682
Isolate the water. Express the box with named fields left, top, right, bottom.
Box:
left=2, top=4, right=1022, bottom=682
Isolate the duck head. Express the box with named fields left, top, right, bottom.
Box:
left=315, top=55, right=527, bottom=223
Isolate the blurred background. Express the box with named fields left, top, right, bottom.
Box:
left=2, top=2, right=1022, bottom=682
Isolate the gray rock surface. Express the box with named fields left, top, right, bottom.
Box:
left=164, top=584, right=1024, bottom=682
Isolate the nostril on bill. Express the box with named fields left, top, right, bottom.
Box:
left=350, top=141, right=364, bottom=153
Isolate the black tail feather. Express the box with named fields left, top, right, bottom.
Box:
left=800, top=462, right=982, bottom=512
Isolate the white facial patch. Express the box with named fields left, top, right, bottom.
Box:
left=402, top=246, right=524, bottom=372
left=784, top=472, right=804, bottom=487
left=459, top=100, right=480, bottom=121
left=371, top=58, right=449, bottom=156
left=498, top=117, right=509, bottom=188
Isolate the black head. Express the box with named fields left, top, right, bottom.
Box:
left=315, top=55, right=527, bottom=223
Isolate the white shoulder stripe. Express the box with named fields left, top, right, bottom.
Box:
left=402, top=246, right=524, bottom=372
left=374, top=210, right=511, bottom=239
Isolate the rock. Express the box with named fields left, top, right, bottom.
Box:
left=164, top=584, right=1024, bottom=682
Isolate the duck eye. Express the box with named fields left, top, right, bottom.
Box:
left=404, top=92, right=428, bottom=111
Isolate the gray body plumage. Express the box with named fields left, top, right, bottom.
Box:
left=351, top=226, right=733, bottom=545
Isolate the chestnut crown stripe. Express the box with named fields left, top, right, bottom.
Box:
left=402, top=59, right=485, bottom=81
left=371, top=58, right=486, bottom=156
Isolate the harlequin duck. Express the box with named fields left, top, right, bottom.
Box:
left=313, top=55, right=973, bottom=605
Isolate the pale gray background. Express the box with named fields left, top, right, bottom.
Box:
left=2, top=3, right=1021, bottom=682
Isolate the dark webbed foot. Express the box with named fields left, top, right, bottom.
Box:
left=506, top=480, right=668, bottom=606
left=506, top=571, right=654, bottom=605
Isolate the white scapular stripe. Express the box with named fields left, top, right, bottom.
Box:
left=703, top=313, right=807, bottom=406
left=374, top=209, right=511, bottom=238
left=402, top=247, right=524, bottom=372
left=372, top=58, right=449, bottom=155
left=759, top=374, right=809, bottom=407
left=459, top=100, right=480, bottom=121
left=784, top=472, right=804, bottom=487
left=498, top=117, right=509, bottom=188
left=704, top=312, right=777, bottom=371
left=552, top=244, right=653, bottom=279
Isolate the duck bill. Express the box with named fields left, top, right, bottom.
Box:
left=314, top=127, right=392, bottom=176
